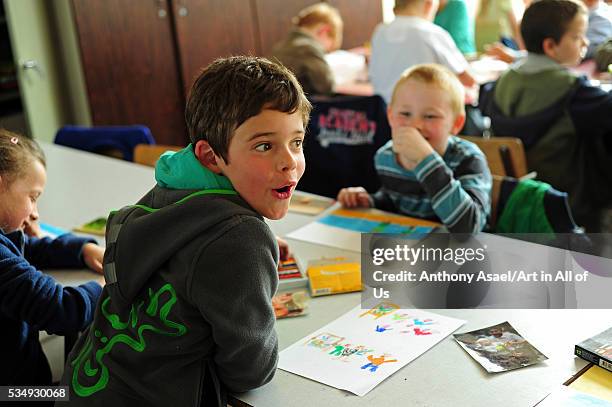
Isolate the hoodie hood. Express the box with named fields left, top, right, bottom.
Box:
left=155, top=144, right=234, bottom=191
left=102, top=146, right=258, bottom=308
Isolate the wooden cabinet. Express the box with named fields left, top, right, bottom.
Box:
left=71, top=0, right=382, bottom=146
left=72, top=0, right=187, bottom=145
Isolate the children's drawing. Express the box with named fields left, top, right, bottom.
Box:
left=375, top=325, right=393, bottom=333
left=359, top=301, right=400, bottom=319
left=360, top=355, right=398, bottom=372
left=306, top=333, right=344, bottom=350
left=286, top=207, right=438, bottom=252
left=279, top=305, right=465, bottom=396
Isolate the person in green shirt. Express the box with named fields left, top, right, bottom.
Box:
left=434, top=0, right=477, bottom=55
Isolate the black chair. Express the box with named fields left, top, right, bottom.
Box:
left=299, top=94, right=391, bottom=198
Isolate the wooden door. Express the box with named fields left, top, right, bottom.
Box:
left=172, top=0, right=260, bottom=92
left=5, top=0, right=66, bottom=142
left=71, top=0, right=187, bottom=145
left=329, top=0, right=383, bottom=49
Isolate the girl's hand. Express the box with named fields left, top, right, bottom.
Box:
left=82, top=243, right=104, bottom=274
left=337, top=187, right=372, bottom=208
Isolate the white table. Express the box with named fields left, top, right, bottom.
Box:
left=39, top=143, right=612, bottom=406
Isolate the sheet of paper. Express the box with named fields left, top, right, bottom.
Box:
left=286, top=208, right=437, bottom=252
left=278, top=302, right=464, bottom=396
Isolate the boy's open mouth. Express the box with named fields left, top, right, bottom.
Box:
left=272, top=183, right=295, bottom=199
left=274, top=185, right=291, bottom=194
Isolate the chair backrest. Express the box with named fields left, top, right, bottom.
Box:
left=54, top=125, right=155, bottom=161
left=490, top=176, right=580, bottom=233
left=299, top=94, right=391, bottom=198
left=460, top=136, right=528, bottom=178
left=133, top=144, right=182, bottom=167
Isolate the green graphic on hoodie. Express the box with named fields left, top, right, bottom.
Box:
left=71, top=283, right=187, bottom=397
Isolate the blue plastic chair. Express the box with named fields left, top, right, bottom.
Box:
left=54, top=125, right=155, bottom=161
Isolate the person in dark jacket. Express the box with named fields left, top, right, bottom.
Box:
left=0, top=130, right=104, bottom=387
left=271, top=2, right=343, bottom=95
left=60, top=56, right=312, bottom=407
left=479, top=0, right=612, bottom=231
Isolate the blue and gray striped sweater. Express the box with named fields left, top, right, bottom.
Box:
left=371, top=136, right=492, bottom=233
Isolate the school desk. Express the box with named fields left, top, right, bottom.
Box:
left=38, top=142, right=612, bottom=406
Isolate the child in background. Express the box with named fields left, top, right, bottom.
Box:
left=370, top=0, right=476, bottom=104
left=61, top=56, right=311, bottom=406
left=475, top=0, right=525, bottom=52
left=0, top=130, right=104, bottom=386
left=479, top=0, right=612, bottom=231
left=582, top=0, right=612, bottom=59
left=338, top=64, right=491, bottom=233
left=434, top=0, right=476, bottom=55
left=271, top=2, right=343, bottom=95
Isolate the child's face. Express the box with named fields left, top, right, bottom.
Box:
left=548, top=13, right=589, bottom=66
left=217, top=109, right=305, bottom=220
left=0, top=160, right=46, bottom=233
left=388, top=79, right=465, bottom=156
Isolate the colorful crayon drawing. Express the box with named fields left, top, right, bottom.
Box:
left=329, top=343, right=351, bottom=356
left=391, top=313, right=414, bottom=322
left=360, top=354, right=398, bottom=372
left=317, top=209, right=436, bottom=235
left=279, top=305, right=465, bottom=396
left=359, top=301, right=400, bottom=320
left=406, top=318, right=435, bottom=327
left=306, top=333, right=344, bottom=350
left=375, top=325, right=393, bottom=333
left=400, top=327, right=438, bottom=336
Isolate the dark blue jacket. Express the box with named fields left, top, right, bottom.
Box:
left=0, top=230, right=102, bottom=385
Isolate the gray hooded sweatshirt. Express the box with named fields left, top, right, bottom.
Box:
left=60, top=146, right=279, bottom=407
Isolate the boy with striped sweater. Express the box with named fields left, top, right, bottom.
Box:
left=337, top=64, right=491, bottom=233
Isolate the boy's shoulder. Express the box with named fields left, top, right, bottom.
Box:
left=446, top=136, right=487, bottom=162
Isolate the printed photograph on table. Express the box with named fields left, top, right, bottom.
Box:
left=279, top=301, right=464, bottom=396
left=272, top=290, right=309, bottom=319
left=454, top=321, right=548, bottom=373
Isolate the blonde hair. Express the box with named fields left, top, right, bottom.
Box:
left=293, top=3, right=343, bottom=47
left=390, top=64, right=465, bottom=117
left=0, top=129, right=46, bottom=186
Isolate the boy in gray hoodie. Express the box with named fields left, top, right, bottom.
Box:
left=60, top=56, right=311, bottom=406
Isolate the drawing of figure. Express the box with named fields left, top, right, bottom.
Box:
left=406, top=318, right=434, bottom=327
left=413, top=327, right=433, bottom=336
left=359, top=301, right=400, bottom=320
left=360, top=354, right=398, bottom=372
left=375, top=324, right=393, bottom=333
left=391, top=313, right=413, bottom=322
left=329, top=343, right=349, bottom=356
left=306, top=333, right=344, bottom=350
left=340, top=345, right=363, bottom=359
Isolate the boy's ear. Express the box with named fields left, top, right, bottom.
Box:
left=451, top=114, right=466, bottom=135
left=194, top=140, right=223, bottom=174
left=542, top=38, right=557, bottom=59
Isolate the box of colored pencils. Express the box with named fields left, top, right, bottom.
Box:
left=278, top=257, right=308, bottom=290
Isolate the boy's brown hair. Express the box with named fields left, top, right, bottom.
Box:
left=0, top=129, right=46, bottom=185
left=390, top=64, right=466, bottom=117
left=185, top=56, right=311, bottom=163
left=521, top=0, right=588, bottom=54
left=293, top=3, right=343, bottom=49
